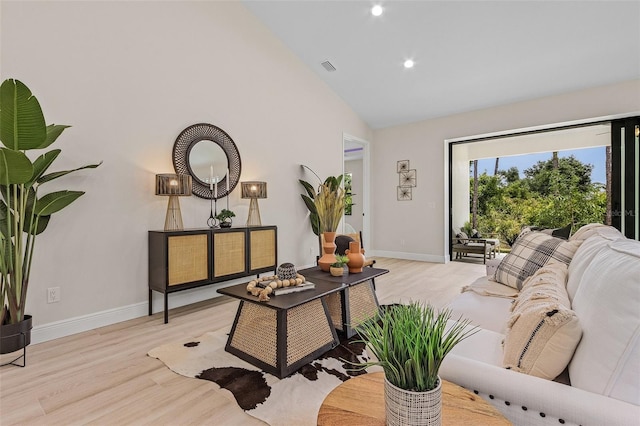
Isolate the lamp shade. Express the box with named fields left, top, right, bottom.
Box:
left=241, top=181, right=267, bottom=199
left=156, top=174, right=192, bottom=196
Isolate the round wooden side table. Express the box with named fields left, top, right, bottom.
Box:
left=317, top=371, right=511, bottom=425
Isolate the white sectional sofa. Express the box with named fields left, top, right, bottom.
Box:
left=439, top=224, right=640, bottom=425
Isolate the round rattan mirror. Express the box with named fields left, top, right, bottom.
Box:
left=172, top=123, right=241, bottom=199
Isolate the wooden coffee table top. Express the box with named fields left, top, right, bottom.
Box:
left=317, top=372, right=511, bottom=426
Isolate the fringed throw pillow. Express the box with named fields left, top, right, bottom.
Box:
left=502, top=262, right=582, bottom=380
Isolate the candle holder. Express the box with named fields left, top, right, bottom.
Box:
left=207, top=192, right=219, bottom=228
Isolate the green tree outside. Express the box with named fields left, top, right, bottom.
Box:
left=468, top=155, right=606, bottom=247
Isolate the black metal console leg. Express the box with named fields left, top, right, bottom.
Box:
left=164, top=292, right=169, bottom=324
left=148, top=289, right=153, bottom=316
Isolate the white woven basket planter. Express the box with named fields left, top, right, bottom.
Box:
left=384, top=376, right=442, bottom=426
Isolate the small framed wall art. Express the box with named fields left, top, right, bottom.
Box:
left=397, top=160, right=409, bottom=173
left=399, top=169, right=417, bottom=187
left=397, top=186, right=412, bottom=201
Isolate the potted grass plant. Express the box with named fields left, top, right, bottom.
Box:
left=0, top=79, right=100, bottom=363
left=299, top=165, right=344, bottom=271
left=353, top=302, right=478, bottom=426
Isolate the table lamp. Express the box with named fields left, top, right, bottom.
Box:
left=241, top=181, right=267, bottom=226
left=156, top=174, right=192, bottom=231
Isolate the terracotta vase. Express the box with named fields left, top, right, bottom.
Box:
left=345, top=240, right=366, bottom=273
left=318, top=231, right=337, bottom=272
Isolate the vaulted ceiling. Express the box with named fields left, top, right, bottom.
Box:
left=243, top=1, right=640, bottom=130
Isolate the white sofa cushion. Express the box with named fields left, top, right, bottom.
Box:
left=569, top=238, right=640, bottom=405
left=494, top=231, right=581, bottom=290
left=448, top=276, right=515, bottom=334
left=447, top=319, right=504, bottom=366
left=502, top=262, right=582, bottom=380
left=566, top=225, right=623, bottom=301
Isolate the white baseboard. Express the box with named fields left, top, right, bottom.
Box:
left=31, top=301, right=149, bottom=345
left=369, top=250, right=445, bottom=263
left=32, top=284, right=234, bottom=345
left=31, top=257, right=444, bottom=345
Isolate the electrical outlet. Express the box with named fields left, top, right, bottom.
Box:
left=47, top=287, right=60, bottom=303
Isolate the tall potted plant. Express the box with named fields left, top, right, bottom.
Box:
left=299, top=166, right=344, bottom=271
left=0, top=79, right=100, bottom=362
left=354, top=302, right=477, bottom=425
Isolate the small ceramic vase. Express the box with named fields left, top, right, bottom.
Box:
left=345, top=240, right=366, bottom=273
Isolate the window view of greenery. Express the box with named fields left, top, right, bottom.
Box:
left=468, top=149, right=608, bottom=248
left=344, top=173, right=353, bottom=216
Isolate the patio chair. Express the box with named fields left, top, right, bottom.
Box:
left=452, top=230, right=493, bottom=264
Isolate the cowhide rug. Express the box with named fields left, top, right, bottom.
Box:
left=147, top=327, right=380, bottom=426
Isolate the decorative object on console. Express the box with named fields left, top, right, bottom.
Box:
left=345, top=240, right=366, bottom=273
left=330, top=255, right=349, bottom=277
left=172, top=123, right=241, bottom=199
left=0, top=79, right=101, bottom=366
left=156, top=174, right=192, bottom=231
left=299, top=166, right=345, bottom=271
left=353, top=302, right=477, bottom=426
left=299, top=165, right=344, bottom=237
left=215, top=209, right=235, bottom=228
left=245, top=263, right=306, bottom=301
left=241, top=181, right=267, bottom=226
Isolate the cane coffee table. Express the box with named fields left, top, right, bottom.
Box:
left=317, top=371, right=511, bottom=425
left=299, top=266, right=389, bottom=338
left=218, top=279, right=345, bottom=379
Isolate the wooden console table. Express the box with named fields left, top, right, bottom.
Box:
left=317, top=371, right=511, bottom=425
left=148, top=226, right=277, bottom=323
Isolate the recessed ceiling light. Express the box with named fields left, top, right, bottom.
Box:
left=371, top=5, right=383, bottom=16
left=403, top=59, right=415, bottom=69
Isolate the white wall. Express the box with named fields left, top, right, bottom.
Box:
left=371, top=80, right=640, bottom=262
left=1, top=1, right=371, bottom=339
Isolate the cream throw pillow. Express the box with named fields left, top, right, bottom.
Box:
left=502, top=262, right=582, bottom=380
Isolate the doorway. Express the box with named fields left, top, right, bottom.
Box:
left=343, top=133, right=371, bottom=247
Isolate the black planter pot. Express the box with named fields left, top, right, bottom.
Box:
left=1, top=314, right=32, bottom=355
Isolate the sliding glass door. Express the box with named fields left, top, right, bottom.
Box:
left=611, top=117, right=640, bottom=240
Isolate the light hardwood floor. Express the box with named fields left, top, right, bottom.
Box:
left=0, top=258, right=485, bottom=425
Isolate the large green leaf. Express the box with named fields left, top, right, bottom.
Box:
left=34, top=190, right=84, bottom=216
left=30, top=149, right=61, bottom=184
left=40, top=125, right=70, bottom=150
left=0, top=148, right=33, bottom=185
left=0, top=79, right=47, bottom=151
left=38, top=161, right=102, bottom=185
left=300, top=194, right=317, bottom=215
left=299, top=179, right=316, bottom=200
left=27, top=214, right=50, bottom=235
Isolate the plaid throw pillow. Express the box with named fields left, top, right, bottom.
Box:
left=495, top=232, right=580, bottom=290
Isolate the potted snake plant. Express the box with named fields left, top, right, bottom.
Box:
left=353, top=302, right=477, bottom=425
left=0, top=79, right=100, bottom=364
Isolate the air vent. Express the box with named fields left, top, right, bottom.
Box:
left=321, top=60, right=336, bottom=72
